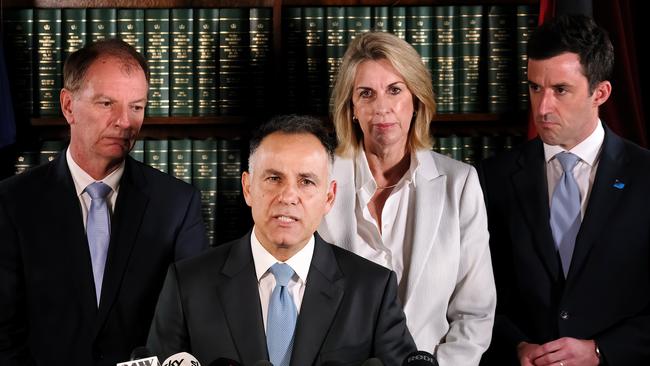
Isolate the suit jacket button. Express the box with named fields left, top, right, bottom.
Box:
left=560, top=310, right=570, bottom=320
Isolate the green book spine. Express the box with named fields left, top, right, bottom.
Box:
left=516, top=5, right=538, bottom=111
left=406, top=7, right=434, bottom=75
left=192, top=139, right=218, bottom=246
left=145, top=9, right=170, bottom=117
left=282, top=7, right=304, bottom=113
left=219, top=8, right=249, bottom=116
left=87, top=8, right=117, bottom=43
left=433, top=5, right=458, bottom=113
left=129, top=139, right=144, bottom=162
left=303, top=7, right=327, bottom=115
left=372, top=7, right=390, bottom=32
left=326, top=7, right=346, bottom=97
left=170, top=138, right=192, bottom=184
left=479, top=135, right=498, bottom=160
left=118, top=9, right=145, bottom=55
left=15, top=150, right=39, bottom=174
left=62, top=9, right=86, bottom=61
left=437, top=136, right=451, bottom=158
left=347, top=6, right=371, bottom=41
left=461, top=135, right=477, bottom=165
left=437, top=135, right=462, bottom=161
left=39, top=140, right=66, bottom=165
left=144, top=139, right=169, bottom=173
left=194, top=8, right=219, bottom=116
left=217, top=139, right=244, bottom=244
left=487, top=6, right=515, bottom=113
left=170, top=8, right=194, bottom=116
left=390, top=6, right=406, bottom=40
left=249, top=7, right=273, bottom=114
left=4, top=9, right=34, bottom=118
left=35, top=8, right=62, bottom=117
left=458, top=5, right=483, bottom=113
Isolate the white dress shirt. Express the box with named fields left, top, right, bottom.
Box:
left=66, top=148, right=124, bottom=228
left=544, top=120, right=605, bottom=218
left=353, top=148, right=418, bottom=295
left=251, top=227, right=314, bottom=332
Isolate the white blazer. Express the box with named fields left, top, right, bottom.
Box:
left=319, top=149, right=496, bottom=366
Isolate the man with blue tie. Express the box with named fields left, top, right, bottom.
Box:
left=147, top=114, right=416, bottom=365
left=478, top=15, right=650, bottom=366
left=0, top=39, right=208, bottom=365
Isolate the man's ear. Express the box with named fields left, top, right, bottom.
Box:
left=60, top=88, right=75, bottom=126
left=324, top=180, right=337, bottom=213
left=242, top=171, right=252, bottom=208
left=592, top=80, right=611, bottom=108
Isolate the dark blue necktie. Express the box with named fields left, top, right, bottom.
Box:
left=85, top=182, right=112, bottom=305
left=550, top=152, right=581, bottom=277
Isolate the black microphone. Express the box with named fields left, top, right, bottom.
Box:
left=208, top=358, right=242, bottom=366
left=402, top=351, right=438, bottom=366
left=361, top=358, right=384, bottom=366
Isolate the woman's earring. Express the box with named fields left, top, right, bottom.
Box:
left=352, top=115, right=359, bottom=123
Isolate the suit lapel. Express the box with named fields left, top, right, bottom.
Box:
left=567, top=128, right=627, bottom=283
left=94, top=158, right=149, bottom=335
left=51, top=154, right=99, bottom=313
left=219, top=234, right=268, bottom=366
left=404, top=151, right=444, bottom=305
left=291, top=235, right=345, bottom=366
left=511, top=140, right=562, bottom=280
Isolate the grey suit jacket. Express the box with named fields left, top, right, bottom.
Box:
left=147, top=232, right=416, bottom=365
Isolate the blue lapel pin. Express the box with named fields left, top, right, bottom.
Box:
left=613, top=179, right=625, bottom=189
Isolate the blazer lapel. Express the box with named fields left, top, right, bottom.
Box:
left=94, top=158, right=149, bottom=335
left=404, top=151, right=444, bottom=305
left=511, top=140, right=562, bottom=280
left=291, top=235, right=345, bottom=366
left=219, top=233, right=268, bottom=365
left=319, top=156, right=357, bottom=250
left=567, top=127, right=627, bottom=283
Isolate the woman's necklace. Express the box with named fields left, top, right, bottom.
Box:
left=376, top=182, right=399, bottom=190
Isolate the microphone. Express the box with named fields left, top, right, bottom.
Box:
left=361, top=358, right=384, bottom=366
left=116, top=346, right=161, bottom=366
left=161, top=352, right=201, bottom=366
left=402, top=351, right=438, bottom=366
left=208, top=358, right=242, bottom=366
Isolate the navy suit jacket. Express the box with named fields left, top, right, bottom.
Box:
left=147, top=232, right=416, bottom=366
left=477, top=126, right=650, bottom=365
left=0, top=153, right=208, bottom=366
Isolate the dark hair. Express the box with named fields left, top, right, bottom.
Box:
left=249, top=114, right=336, bottom=164
left=527, top=14, right=614, bottom=93
left=63, top=38, right=150, bottom=93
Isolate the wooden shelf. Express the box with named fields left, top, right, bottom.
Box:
left=283, top=0, right=537, bottom=5
left=1, top=0, right=275, bottom=8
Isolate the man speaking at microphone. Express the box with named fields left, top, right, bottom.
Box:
left=147, top=115, right=416, bottom=365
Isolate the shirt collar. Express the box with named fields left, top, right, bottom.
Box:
left=250, top=227, right=314, bottom=284
left=66, top=147, right=124, bottom=197
left=543, top=119, right=605, bottom=166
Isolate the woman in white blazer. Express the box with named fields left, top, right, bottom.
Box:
left=318, top=32, right=496, bottom=366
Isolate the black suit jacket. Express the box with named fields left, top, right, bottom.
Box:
left=477, top=126, right=650, bottom=365
left=147, top=232, right=416, bottom=366
left=0, top=153, right=208, bottom=366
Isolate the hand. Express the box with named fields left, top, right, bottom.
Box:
left=517, top=341, right=542, bottom=366
left=526, top=337, right=599, bottom=366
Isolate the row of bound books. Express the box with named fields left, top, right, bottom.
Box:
left=14, top=138, right=249, bottom=246
left=3, top=4, right=538, bottom=121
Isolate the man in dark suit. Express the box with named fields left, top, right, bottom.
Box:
left=478, top=15, right=650, bottom=366
left=147, top=115, right=416, bottom=365
left=0, top=39, right=207, bottom=365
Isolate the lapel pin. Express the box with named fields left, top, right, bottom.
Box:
left=613, top=179, right=625, bottom=189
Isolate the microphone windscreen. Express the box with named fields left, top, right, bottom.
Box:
left=162, top=352, right=201, bottom=366
left=361, top=358, right=384, bottom=366
left=208, top=358, right=243, bottom=366
left=402, top=351, right=438, bottom=366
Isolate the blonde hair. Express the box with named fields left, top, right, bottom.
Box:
left=331, top=31, right=436, bottom=157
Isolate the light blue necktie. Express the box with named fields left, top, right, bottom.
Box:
left=550, top=152, right=581, bottom=278
left=267, top=263, right=297, bottom=366
left=85, top=182, right=112, bottom=305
